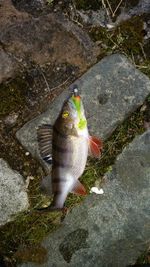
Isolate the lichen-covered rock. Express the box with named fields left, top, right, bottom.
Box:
left=0, top=159, right=29, bottom=226
left=16, top=54, right=150, bottom=167
left=18, top=130, right=150, bottom=267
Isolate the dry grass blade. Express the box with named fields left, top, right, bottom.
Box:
left=139, top=42, right=147, bottom=60
left=101, top=0, right=111, bottom=17
left=105, top=0, right=114, bottom=17
left=40, top=70, right=50, bottom=91
left=112, top=0, right=123, bottom=17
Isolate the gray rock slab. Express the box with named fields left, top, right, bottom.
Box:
left=16, top=53, right=150, bottom=166
left=0, top=159, right=29, bottom=226
left=19, top=130, right=150, bottom=267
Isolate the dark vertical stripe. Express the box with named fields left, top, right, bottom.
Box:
left=53, top=143, right=72, bottom=153
left=53, top=126, right=68, bottom=139
left=52, top=159, right=72, bottom=168
left=52, top=177, right=67, bottom=183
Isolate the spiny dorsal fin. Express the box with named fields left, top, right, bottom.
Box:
left=37, top=124, right=53, bottom=164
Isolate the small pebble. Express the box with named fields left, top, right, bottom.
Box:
left=90, top=187, right=104, bottom=195
left=25, top=152, right=30, bottom=156
left=4, top=113, right=18, bottom=126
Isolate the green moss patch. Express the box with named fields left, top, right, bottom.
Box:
left=90, top=16, right=144, bottom=61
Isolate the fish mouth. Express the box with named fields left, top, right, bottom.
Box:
left=73, top=87, right=79, bottom=97
left=71, top=84, right=79, bottom=97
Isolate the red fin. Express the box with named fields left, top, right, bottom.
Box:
left=89, top=136, right=103, bottom=158
left=71, top=180, right=87, bottom=195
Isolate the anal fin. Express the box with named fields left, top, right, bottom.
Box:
left=88, top=136, right=103, bottom=158
left=71, top=180, right=87, bottom=195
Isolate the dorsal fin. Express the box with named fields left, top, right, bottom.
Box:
left=37, top=124, right=53, bottom=164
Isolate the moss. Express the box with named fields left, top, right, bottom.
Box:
left=90, top=16, right=144, bottom=62
left=136, top=249, right=150, bottom=265
left=14, top=245, right=48, bottom=264
left=138, top=60, right=150, bottom=77
left=75, top=0, right=101, bottom=10
left=0, top=210, right=62, bottom=265
left=113, top=17, right=143, bottom=54
left=0, top=77, right=28, bottom=117
left=74, top=0, right=139, bottom=12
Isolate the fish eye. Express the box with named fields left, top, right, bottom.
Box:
left=62, top=111, right=69, bottom=119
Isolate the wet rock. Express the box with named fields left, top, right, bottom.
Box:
left=16, top=54, right=150, bottom=168
left=0, top=0, right=98, bottom=83
left=0, top=159, right=29, bottom=226
left=18, top=130, right=150, bottom=267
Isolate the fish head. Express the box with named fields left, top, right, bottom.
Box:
left=60, top=89, right=88, bottom=136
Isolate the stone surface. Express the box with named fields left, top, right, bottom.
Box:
left=19, top=130, right=150, bottom=267
left=16, top=53, right=150, bottom=167
left=0, top=159, right=29, bottom=226
left=0, top=0, right=98, bottom=83
left=0, top=48, right=17, bottom=83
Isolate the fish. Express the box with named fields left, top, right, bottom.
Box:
left=37, top=86, right=103, bottom=211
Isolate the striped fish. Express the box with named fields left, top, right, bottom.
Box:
left=37, top=87, right=103, bottom=211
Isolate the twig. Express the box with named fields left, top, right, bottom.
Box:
left=112, top=0, right=123, bottom=17
left=105, top=0, right=114, bottom=17
left=40, top=70, right=51, bottom=91
left=101, top=0, right=110, bottom=17
left=49, top=76, right=70, bottom=92
left=40, top=69, right=70, bottom=92
left=99, top=131, right=121, bottom=161
left=131, top=52, right=136, bottom=66
left=139, top=42, right=147, bottom=60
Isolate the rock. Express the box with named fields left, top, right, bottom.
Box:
left=0, top=0, right=98, bottom=83
left=4, top=112, right=19, bottom=127
left=0, top=159, right=29, bottom=226
left=77, top=9, right=112, bottom=28
left=0, top=48, right=17, bottom=83
left=16, top=54, right=150, bottom=167
left=12, top=0, right=47, bottom=16
left=115, top=0, right=150, bottom=27
left=18, top=130, right=150, bottom=267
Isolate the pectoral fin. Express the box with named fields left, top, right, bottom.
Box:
left=71, top=180, right=87, bottom=195
left=88, top=136, right=103, bottom=158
